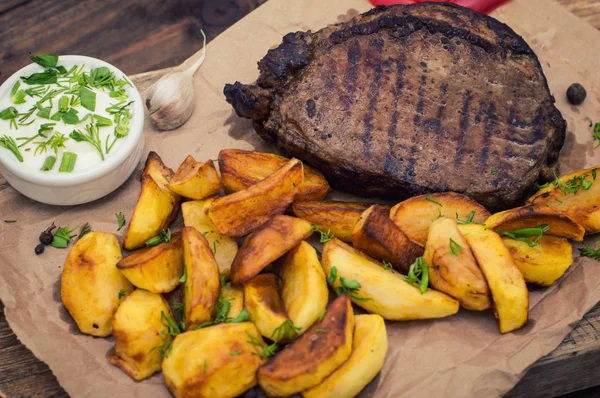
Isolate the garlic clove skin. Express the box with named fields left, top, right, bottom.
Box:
left=146, top=71, right=196, bottom=131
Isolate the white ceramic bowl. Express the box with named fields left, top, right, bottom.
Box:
left=0, top=55, right=145, bottom=205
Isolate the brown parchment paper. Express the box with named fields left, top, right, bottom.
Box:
left=1, top=0, right=600, bottom=397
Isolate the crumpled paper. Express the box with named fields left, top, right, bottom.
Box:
left=1, top=0, right=600, bottom=397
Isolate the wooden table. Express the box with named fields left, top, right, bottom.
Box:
left=1, top=1, right=599, bottom=397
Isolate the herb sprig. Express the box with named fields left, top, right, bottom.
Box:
left=327, top=266, right=370, bottom=302
left=145, top=228, right=172, bottom=247
left=497, top=225, right=549, bottom=247
left=405, top=257, right=429, bottom=294
left=310, top=224, right=334, bottom=243
left=579, top=242, right=600, bottom=261
left=272, top=320, right=301, bottom=341
left=0, top=135, right=23, bottom=162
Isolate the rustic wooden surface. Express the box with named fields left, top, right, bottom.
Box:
left=1, top=0, right=600, bottom=397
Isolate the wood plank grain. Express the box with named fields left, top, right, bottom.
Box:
left=2, top=1, right=600, bottom=397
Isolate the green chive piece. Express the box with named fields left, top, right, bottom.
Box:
left=59, top=152, right=77, bottom=172
left=41, top=156, right=57, bottom=171
left=80, top=86, right=96, bottom=112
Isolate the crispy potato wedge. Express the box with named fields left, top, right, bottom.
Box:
left=352, top=204, right=424, bottom=273
left=219, top=282, right=245, bottom=319
left=168, top=155, right=223, bottom=200
left=280, top=242, right=329, bottom=334
left=181, top=199, right=238, bottom=277
left=163, top=323, right=266, bottom=398
left=208, top=158, right=303, bottom=237
left=244, top=273, right=290, bottom=342
left=182, top=227, right=221, bottom=329
left=321, top=238, right=459, bottom=320
left=123, top=152, right=181, bottom=250
left=423, top=218, right=491, bottom=310
left=219, top=149, right=329, bottom=200
left=117, top=233, right=183, bottom=293
left=108, top=290, right=172, bottom=381
left=230, top=215, right=312, bottom=286
left=303, top=314, right=388, bottom=398
left=502, top=236, right=573, bottom=286
left=258, top=295, right=354, bottom=396
left=61, top=232, right=133, bottom=336
left=485, top=204, right=585, bottom=241
left=527, top=166, right=600, bottom=234
left=459, top=225, right=529, bottom=333
left=390, top=192, right=491, bottom=246
left=291, top=200, right=377, bottom=243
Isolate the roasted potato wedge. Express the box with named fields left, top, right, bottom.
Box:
left=163, top=322, right=266, bottom=398
left=123, top=152, right=181, bottom=250
left=219, top=282, right=245, bottom=319
left=181, top=199, right=238, bottom=277
left=61, top=232, right=133, bottom=336
left=107, top=290, right=172, bottom=381
left=280, top=242, right=328, bottom=334
left=168, top=155, right=223, bottom=200
left=459, top=225, right=529, bottom=333
left=208, top=158, right=303, bottom=237
left=485, top=204, right=585, bottom=241
left=352, top=204, right=424, bottom=273
left=423, top=218, right=491, bottom=310
left=321, top=238, right=459, bottom=320
left=117, top=233, right=183, bottom=293
left=258, top=295, right=354, bottom=396
left=218, top=149, right=329, bottom=200
left=502, top=236, right=573, bottom=286
left=390, top=192, right=491, bottom=246
left=291, top=200, right=377, bottom=242
left=527, top=166, right=600, bottom=234
left=244, top=273, right=290, bottom=342
left=303, top=314, right=388, bottom=398
left=230, top=215, right=312, bottom=285
left=182, top=227, right=221, bottom=329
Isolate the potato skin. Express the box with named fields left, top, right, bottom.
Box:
left=291, top=200, right=377, bottom=242
left=390, top=192, right=491, bottom=246
left=502, top=236, right=573, bottom=286
left=61, top=232, right=133, bottom=336
left=181, top=199, right=238, bottom=277
left=218, top=149, right=329, bottom=201
left=230, top=215, right=312, bottom=286
left=303, top=314, right=388, bottom=398
left=280, top=241, right=329, bottom=334
left=208, top=158, right=303, bottom=237
left=168, top=155, right=223, bottom=200
left=163, top=323, right=266, bottom=398
left=352, top=204, right=424, bottom=273
left=107, top=290, right=172, bottom=380
left=423, top=218, right=491, bottom=311
left=322, top=238, right=459, bottom=320
left=485, top=204, right=585, bottom=241
left=123, top=152, right=181, bottom=250
left=244, top=274, right=290, bottom=341
left=182, top=227, right=221, bottom=329
left=258, top=295, right=354, bottom=397
left=117, top=233, right=183, bottom=293
left=527, top=166, right=600, bottom=234
left=459, top=225, right=529, bottom=333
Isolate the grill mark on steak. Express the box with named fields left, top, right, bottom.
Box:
left=479, top=102, right=499, bottom=171
left=454, top=90, right=473, bottom=167
left=385, top=54, right=407, bottom=176
left=413, top=74, right=427, bottom=126
left=363, top=38, right=386, bottom=154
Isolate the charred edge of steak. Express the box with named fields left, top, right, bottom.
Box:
left=224, top=82, right=273, bottom=121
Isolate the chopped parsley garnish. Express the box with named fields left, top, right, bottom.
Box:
left=579, top=242, right=600, bottom=261
left=116, top=212, right=126, bottom=231
left=150, top=311, right=181, bottom=358
left=592, top=122, right=600, bottom=148
left=327, top=266, right=370, bottom=302
left=310, top=224, right=334, bottom=243
left=383, top=260, right=393, bottom=270
left=272, top=320, right=301, bottom=341
left=247, top=333, right=278, bottom=358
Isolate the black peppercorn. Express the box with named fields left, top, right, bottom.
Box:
left=567, top=83, right=587, bottom=105
left=39, top=222, right=56, bottom=245
left=35, top=244, right=45, bottom=255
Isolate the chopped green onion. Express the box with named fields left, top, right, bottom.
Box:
left=40, top=156, right=56, bottom=171
left=80, top=86, right=96, bottom=111
left=59, top=152, right=77, bottom=172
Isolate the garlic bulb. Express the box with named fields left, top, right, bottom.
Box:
left=146, top=30, right=207, bottom=131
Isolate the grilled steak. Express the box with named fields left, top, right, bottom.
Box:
left=224, top=3, right=566, bottom=211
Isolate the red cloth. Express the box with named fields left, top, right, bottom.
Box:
left=368, top=0, right=509, bottom=14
